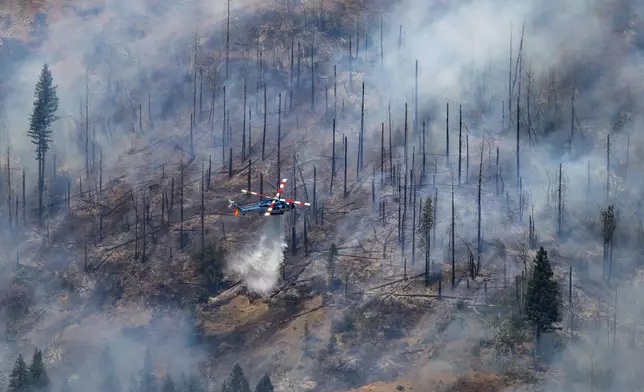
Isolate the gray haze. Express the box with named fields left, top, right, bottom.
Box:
left=1, top=0, right=644, bottom=390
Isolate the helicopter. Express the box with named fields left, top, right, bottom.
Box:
left=228, top=178, right=310, bottom=216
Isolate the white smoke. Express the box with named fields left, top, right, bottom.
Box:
left=229, top=216, right=288, bottom=295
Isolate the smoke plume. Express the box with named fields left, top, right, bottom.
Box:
left=229, top=216, right=287, bottom=295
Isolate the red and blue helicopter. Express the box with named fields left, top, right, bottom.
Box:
left=229, top=178, right=311, bottom=216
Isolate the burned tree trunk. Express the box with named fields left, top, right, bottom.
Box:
left=558, top=163, right=563, bottom=236
left=313, top=166, right=317, bottom=216
left=201, top=161, right=206, bottom=258
left=451, top=174, right=455, bottom=289
left=359, top=82, right=365, bottom=171
left=242, top=78, right=247, bottom=161
left=229, top=148, right=233, bottom=178
left=332, top=118, right=336, bottom=175
left=446, top=103, right=449, bottom=165
left=344, top=136, right=348, bottom=198
left=277, top=93, right=282, bottom=184
left=180, top=162, right=185, bottom=249
left=458, top=105, right=462, bottom=186
left=477, top=142, right=484, bottom=276
left=262, top=84, right=267, bottom=160
left=381, top=123, right=385, bottom=185
left=22, top=170, right=25, bottom=224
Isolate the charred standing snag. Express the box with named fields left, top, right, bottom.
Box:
left=458, top=104, right=462, bottom=186
left=330, top=119, right=336, bottom=194
left=422, top=121, right=426, bottom=183
left=414, top=60, right=419, bottom=134
left=297, top=41, right=301, bottom=89
left=344, top=136, right=348, bottom=198
left=381, top=123, right=385, bottom=185
left=389, top=105, right=393, bottom=180
left=262, top=83, right=267, bottom=160
left=248, top=107, right=252, bottom=156
left=247, top=159, right=252, bottom=191
left=404, top=103, right=408, bottom=170
left=242, top=79, right=247, bottom=161
left=180, top=161, right=185, bottom=249
left=477, top=142, right=484, bottom=275
left=495, top=147, right=500, bottom=195
left=311, top=45, right=315, bottom=111
left=359, top=82, right=365, bottom=171
left=451, top=174, right=455, bottom=289
left=21, top=170, right=25, bottom=224
left=606, top=133, right=610, bottom=201
left=277, top=93, right=282, bottom=184
left=411, top=170, right=416, bottom=265
left=445, top=103, right=449, bottom=165
left=228, top=148, right=233, bottom=179
left=290, top=39, right=294, bottom=111
left=380, top=16, right=384, bottom=66
left=466, top=134, right=469, bottom=184
left=349, top=36, right=353, bottom=88
left=225, top=0, right=230, bottom=79
left=333, top=65, right=337, bottom=116
left=207, top=155, right=212, bottom=188
left=313, top=166, right=317, bottom=216
left=557, top=163, right=564, bottom=236
left=222, top=85, right=227, bottom=165
left=332, top=118, right=336, bottom=176
left=291, top=154, right=297, bottom=255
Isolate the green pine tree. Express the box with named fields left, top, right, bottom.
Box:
left=99, top=345, right=121, bottom=392
left=28, top=348, right=51, bottom=391
left=419, top=198, right=434, bottom=286
left=138, top=348, right=158, bottom=392
left=254, top=374, right=274, bottom=392
left=326, top=243, right=338, bottom=285
left=161, top=374, right=176, bottom=392
left=27, top=63, right=59, bottom=227
left=8, top=354, right=29, bottom=392
left=225, top=364, right=250, bottom=392
left=525, top=247, right=562, bottom=347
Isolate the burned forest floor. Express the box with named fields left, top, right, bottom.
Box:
left=2, top=0, right=644, bottom=391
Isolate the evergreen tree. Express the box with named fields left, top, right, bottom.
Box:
left=8, top=354, right=29, bottom=392
left=419, top=198, right=434, bottom=286
left=254, top=374, right=274, bottom=392
left=161, top=374, right=176, bottom=392
left=28, top=348, right=51, bottom=391
left=326, top=243, right=338, bottom=285
left=138, top=348, right=158, bottom=392
left=28, top=63, right=59, bottom=227
left=99, top=345, right=121, bottom=392
left=525, top=247, right=562, bottom=346
left=225, top=364, right=250, bottom=392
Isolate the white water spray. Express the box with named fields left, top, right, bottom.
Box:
left=229, top=216, right=287, bottom=295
